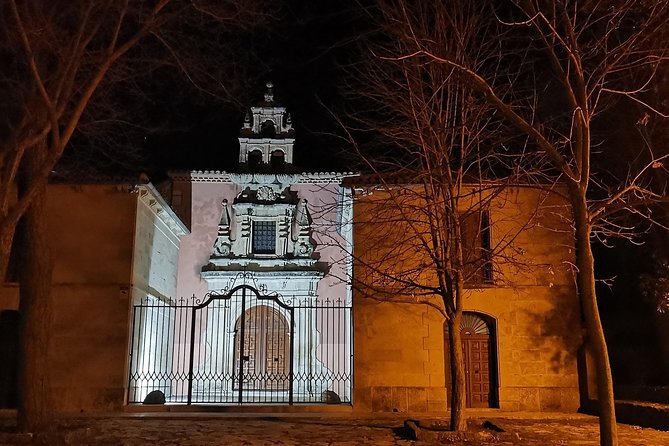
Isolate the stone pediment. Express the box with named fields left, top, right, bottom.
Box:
left=205, top=185, right=316, bottom=268
left=233, top=185, right=298, bottom=205
left=202, top=258, right=327, bottom=274
left=228, top=173, right=300, bottom=187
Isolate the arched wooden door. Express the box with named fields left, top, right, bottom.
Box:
left=445, top=312, right=498, bottom=408
left=460, top=313, right=491, bottom=408
left=234, top=305, right=290, bottom=391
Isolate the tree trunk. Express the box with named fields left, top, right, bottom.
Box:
left=447, top=312, right=467, bottom=431
left=0, top=224, right=14, bottom=282
left=16, top=153, right=53, bottom=432
left=572, top=193, right=617, bottom=446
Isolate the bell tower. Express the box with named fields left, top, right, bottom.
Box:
left=238, top=82, right=295, bottom=173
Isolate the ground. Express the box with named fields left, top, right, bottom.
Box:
left=1, top=412, right=668, bottom=445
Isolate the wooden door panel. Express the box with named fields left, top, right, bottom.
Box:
left=235, top=305, right=290, bottom=391
left=463, top=334, right=491, bottom=408
left=264, top=328, right=288, bottom=389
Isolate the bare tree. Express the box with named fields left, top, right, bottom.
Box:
left=378, top=1, right=669, bottom=444
left=0, top=0, right=267, bottom=274
left=0, top=0, right=266, bottom=431
left=339, top=1, right=549, bottom=430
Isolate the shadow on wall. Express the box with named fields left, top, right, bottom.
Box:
left=524, top=286, right=582, bottom=375
left=0, top=310, right=19, bottom=408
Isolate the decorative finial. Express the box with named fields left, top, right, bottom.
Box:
left=243, top=111, right=251, bottom=128
left=264, top=81, right=274, bottom=102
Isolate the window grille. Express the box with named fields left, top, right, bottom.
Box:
left=253, top=221, right=276, bottom=254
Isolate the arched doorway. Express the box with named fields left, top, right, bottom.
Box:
left=234, top=305, right=290, bottom=391
left=444, top=312, right=498, bottom=408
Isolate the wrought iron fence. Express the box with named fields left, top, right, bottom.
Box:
left=127, top=285, right=352, bottom=405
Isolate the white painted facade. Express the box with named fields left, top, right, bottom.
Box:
left=150, top=84, right=356, bottom=404
left=131, top=183, right=189, bottom=302
left=128, top=183, right=189, bottom=402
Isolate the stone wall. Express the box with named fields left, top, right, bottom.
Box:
left=0, top=184, right=188, bottom=414
left=44, top=185, right=136, bottom=413
left=353, top=299, right=448, bottom=413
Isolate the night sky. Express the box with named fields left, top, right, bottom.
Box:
left=136, top=1, right=367, bottom=176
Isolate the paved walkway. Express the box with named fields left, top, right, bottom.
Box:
left=1, top=412, right=669, bottom=445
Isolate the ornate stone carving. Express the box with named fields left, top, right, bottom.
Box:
left=292, top=199, right=315, bottom=258
left=256, top=186, right=277, bottom=202
left=264, top=81, right=274, bottom=102
left=213, top=239, right=231, bottom=257
left=211, top=199, right=233, bottom=258
left=297, top=242, right=313, bottom=256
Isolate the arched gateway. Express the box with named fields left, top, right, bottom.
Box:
left=127, top=284, right=352, bottom=405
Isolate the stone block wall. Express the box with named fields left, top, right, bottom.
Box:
left=470, top=286, right=581, bottom=411
left=353, top=299, right=448, bottom=413
left=0, top=184, right=187, bottom=414
left=353, top=284, right=581, bottom=413
left=45, top=185, right=136, bottom=413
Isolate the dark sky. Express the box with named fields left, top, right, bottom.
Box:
left=137, top=1, right=369, bottom=176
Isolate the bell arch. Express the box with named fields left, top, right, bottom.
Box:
left=248, top=150, right=263, bottom=172
left=270, top=150, right=285, bottom=172
left=261, top=120, right=277, bottom=138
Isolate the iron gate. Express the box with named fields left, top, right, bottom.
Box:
left=127, top=285, right=352, bottom=405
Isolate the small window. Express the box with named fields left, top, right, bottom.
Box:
left=248, top=150, right=263, bottom=172
left=461, top=210, right=492, bottom=285
left=271, top=150, right=285, bottom=173
left=252, top=221, right=276, bottom=254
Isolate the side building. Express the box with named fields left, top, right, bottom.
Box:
left=352, top=183, right=581, bottom=412
left=0, top=182, right=187, bottom=412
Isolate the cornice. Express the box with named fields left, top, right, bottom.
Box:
left=169, top=170, right=359, bottom=185
left=136, top=183, right=190, bottom=237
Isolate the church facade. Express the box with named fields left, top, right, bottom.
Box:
left=0, top=84, right=582, bottom=414
left=127, top=84, right=354, bottom=405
